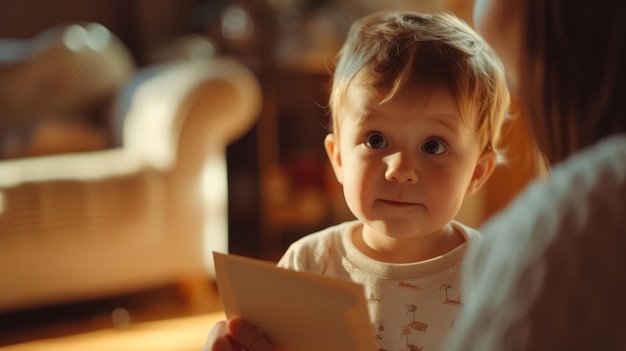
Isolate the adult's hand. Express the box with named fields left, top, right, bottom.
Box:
left=201, top=317, right=273, bottom=351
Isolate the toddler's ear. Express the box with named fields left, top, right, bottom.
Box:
left=324, top=133, right=343, bottom=184
left=466, top=150, right=496, bottom=196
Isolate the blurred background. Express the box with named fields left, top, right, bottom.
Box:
left=0, top=0, right=541, bottom=349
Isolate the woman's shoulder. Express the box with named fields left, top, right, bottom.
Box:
left=466, top=133, right=626, bottom=301
left=484, top=134, right=626, bottom=241
left=549, top=134, right=626, bottom=193
left=449, top=135, right=626, bottom=349
left=464, top=134, right=626, bottom=291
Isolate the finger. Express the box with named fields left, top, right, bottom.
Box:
left=203, top=320, right=241, bottom=351
left=228, top=317, right=273, bottom=351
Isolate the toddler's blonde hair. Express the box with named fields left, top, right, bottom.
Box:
left=328, top=11, right=510, bottom=159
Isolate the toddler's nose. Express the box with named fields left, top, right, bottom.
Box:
left=384, top=152, right=418, bottom=183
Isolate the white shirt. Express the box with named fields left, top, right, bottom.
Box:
left=278, top=219, right=480, bottom=351
left=447, top=135, right=626, bottom=350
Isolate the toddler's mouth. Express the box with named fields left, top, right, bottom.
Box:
left=378, top=199, right=420, bottom=207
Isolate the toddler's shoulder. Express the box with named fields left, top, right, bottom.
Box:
left=277, top=220, right=359, bottom=272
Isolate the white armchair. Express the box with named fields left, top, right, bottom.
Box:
left=0, top=23, right=262, bottom=313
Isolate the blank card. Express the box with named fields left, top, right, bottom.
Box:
left=213, top=251, right=378, bottom=351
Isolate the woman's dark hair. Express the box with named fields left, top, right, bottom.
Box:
left=520, top=0, right=626, bottom=164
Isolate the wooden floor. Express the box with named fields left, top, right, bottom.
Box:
left=0, top=281, right=225, bottom=351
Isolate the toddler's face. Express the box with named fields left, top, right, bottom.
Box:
left=325, top=83, right=490, bottom=241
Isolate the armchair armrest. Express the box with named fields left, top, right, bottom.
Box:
left=114, top=57, right=262, bottom=171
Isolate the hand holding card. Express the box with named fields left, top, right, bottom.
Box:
left=213, top=252, right=378, bottom=351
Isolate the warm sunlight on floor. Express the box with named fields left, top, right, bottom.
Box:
left=1, top=312, right=226, bottom=351
left=0, top=281, right=225, bottom=351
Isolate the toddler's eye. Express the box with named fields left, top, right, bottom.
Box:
left=422, top=139, right=446, bottom=155
left=365, top=133, right=388, bottom=149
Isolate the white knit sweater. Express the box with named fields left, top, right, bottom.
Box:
left=447, top=135, right=626, bottom=350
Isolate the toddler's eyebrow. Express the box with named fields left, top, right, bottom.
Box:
left=353, top=109, right=379, bottom=125
left=423, top=113, right=463, bottom=133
